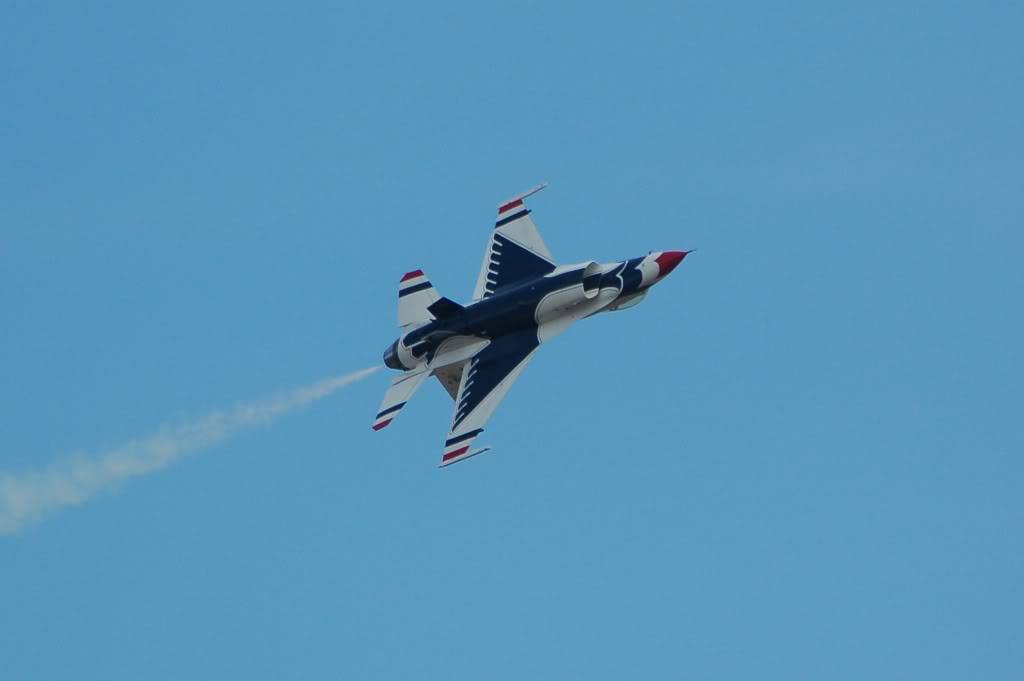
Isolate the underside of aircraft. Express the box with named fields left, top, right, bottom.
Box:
left=374, top=184, right=691, bottom=466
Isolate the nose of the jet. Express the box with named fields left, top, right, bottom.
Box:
left=655, top=250, right=688, bottom=278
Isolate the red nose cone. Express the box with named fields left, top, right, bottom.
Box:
left=655, top=250, right=687, bottom=278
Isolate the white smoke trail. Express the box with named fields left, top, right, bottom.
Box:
left=0, top=365, right=382, bottom=535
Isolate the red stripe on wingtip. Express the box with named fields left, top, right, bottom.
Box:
left=442, top=446, right=470, bottom=461
left=372, top=419, right=393, bottom=431
left=498, top=199, right=523, bottom=214
left=401, top=269, right=424, bottom=282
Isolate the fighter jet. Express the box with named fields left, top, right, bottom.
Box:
left=374, top=184, right=691, bottom=466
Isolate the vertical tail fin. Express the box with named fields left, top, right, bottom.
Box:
left=398, top=269, right=440, bottom=327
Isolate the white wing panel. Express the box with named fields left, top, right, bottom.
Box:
left=471, top=184, right=555, bottom=301
left=372, top=369, right=429, bottom=431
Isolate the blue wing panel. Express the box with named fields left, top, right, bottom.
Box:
left=453, top=330, right=538, bottom=429
left=481, top=234, right=556, bottom=299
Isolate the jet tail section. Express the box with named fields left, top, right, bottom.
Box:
left=397, top=269, right=441, bottom=327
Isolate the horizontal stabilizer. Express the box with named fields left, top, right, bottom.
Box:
left=372, top=370, right=429, bottom=430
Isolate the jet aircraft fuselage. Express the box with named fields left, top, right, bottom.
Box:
left=372, top=184, right=691, bottom=466
left=383, top=251, right=687, bottom=372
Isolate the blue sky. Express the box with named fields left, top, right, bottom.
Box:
left=2, top=2, right=1022, bottom=679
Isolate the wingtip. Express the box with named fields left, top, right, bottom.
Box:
left=525, top=182, right=548, bottom=198
left=499, top=183, right=548, bottom=211
left=438, top=446, right=492, bottom=468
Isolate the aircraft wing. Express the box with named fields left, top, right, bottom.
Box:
left=439, top=331, right=539, bottom=467
left=471, top=184, right=556, bottom=301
